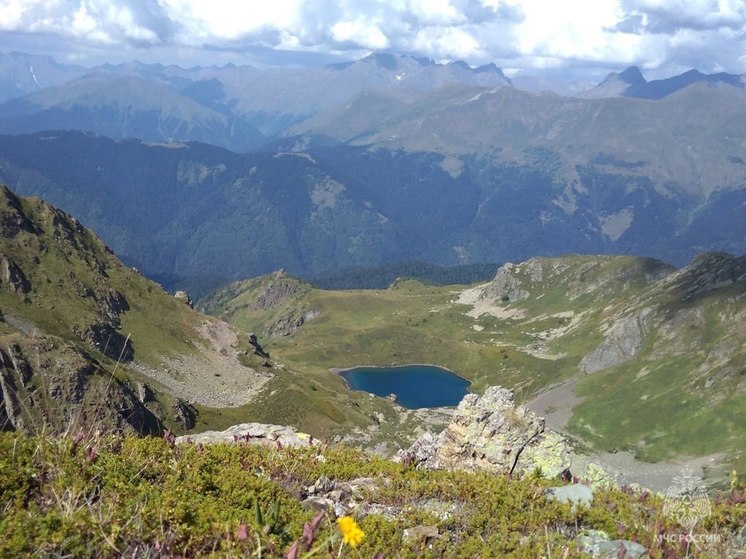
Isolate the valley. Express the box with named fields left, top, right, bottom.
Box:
left=201, top=255, right=746, bottom=478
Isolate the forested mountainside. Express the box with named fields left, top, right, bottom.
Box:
left=0, top=129, right=744, bottom=295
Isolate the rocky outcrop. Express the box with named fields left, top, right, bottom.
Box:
left=176, top=422, right=317, bottom=448
left=268, top=309, right=320, bottom=337
left=0, top=255, right=30, bottom=294
left=73, top=322, right=134, bottom=362
left=483, top=262, right=533, bottom=302
left=0, top=334, right=161, bottom=435
left=658, top=252, right=746, bottom=300
left=248, top=333, right=270, bottom=359
left=580, top=308, right=653, bottom=374
left=251, top=271, right=303, bottom=311
left=98, top=289, right=130, bottom=319
left=172, top=399, right=197, bottom=430
left=174, top=290, right=194, bottom=309
left=134, top=381, right=155, bottom=404
left=400, top=386, right=571, bottom=478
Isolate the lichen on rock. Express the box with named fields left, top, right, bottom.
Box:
left=399, top=386, right=572, bottom=479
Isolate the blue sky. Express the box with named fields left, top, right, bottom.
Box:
left=1, top=0, right=745, bottom=78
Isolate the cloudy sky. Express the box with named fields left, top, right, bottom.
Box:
left=0, top=0, right=745, bottom=78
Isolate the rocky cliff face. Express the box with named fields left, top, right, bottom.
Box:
left=580, top=308, right=654, bottom=374
left=401, top=386, right=571, bottom=479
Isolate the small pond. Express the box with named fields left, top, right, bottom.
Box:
left=339, top=364, right=470, bottom=409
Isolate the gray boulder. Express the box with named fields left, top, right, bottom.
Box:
left=176, top=422, right=316, bottom=448
left=577, top=530, right=648, bottom=558
left=545, top=484, right=594, bottom=512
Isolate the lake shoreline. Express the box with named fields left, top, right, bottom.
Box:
left=331, top=362, right=467, bottom=376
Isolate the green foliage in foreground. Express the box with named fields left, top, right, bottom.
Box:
left=1, top=433, right=745, bottom=558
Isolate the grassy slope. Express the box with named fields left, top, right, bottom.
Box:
left=205, top=275, right=569, bottom=391
left=1, top=432, right=744, bottom=558
left=569, top=267, right=746, bottom=462
left=202, top=255, right=746, bottom=473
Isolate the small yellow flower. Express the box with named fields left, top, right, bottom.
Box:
left=337, top=516, right=365, bottom=548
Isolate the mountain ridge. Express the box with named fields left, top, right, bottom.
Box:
left=587, top=65, right=746, bottom=99
left=0, top=72, right=265, bottom=152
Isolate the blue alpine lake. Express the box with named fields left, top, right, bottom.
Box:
left=339, top=364, right=470, bottom=408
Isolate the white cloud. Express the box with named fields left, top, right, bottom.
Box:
left=410, top=26, right=482, bottom=59
left=0, top=0, right=744, bottom=73
left=623, top=0, right=746, bottom=30
left=405, top=0, right=467, bottom=26
left=160, top=0, right=302, bottom=40
left=331, top=19, right=390, bottom=50
left=71, top=5, right=98, bottom=35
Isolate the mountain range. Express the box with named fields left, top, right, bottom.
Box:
left=0, top=52, right=743, bottom=293
left=0, top=52, right=512, bottom=146
left=587, top=65, right=746, bottom=99
left=1, top=51, right=744, bottom=149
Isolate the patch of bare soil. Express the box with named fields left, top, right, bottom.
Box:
left=527, top=378, right=580, bottom=431
left=454, top=285, right=526, bottom=320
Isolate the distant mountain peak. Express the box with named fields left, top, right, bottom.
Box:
left=617, top=66, right=646, bottom=85
left=450, top=60, right=472, bottom=71
left=474, top=63, right=500, bottom=74
left=589, top=65, right=745, bottom=100
left=329, top=53, right=509, bottom=86
left=596, top=66, right=646, bottom=89
left=362, top=52, right=398, bottom=70
left=680, top=68, right=704, bottom=78
left=357, top=53, right=440, bottom=70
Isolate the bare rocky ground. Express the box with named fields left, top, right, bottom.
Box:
left=134, top=320, right=270, bottom=408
